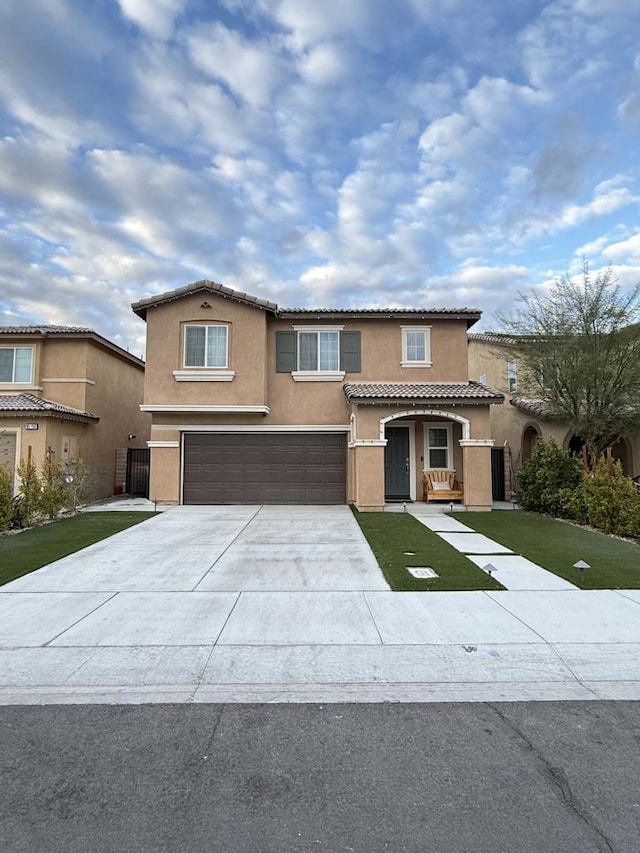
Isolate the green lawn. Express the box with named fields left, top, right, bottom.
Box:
left=0, top=512, right=157, bottom=586
left=352, top=508, right=504, bottom=591
left=463, top=511, right=640, bottom=589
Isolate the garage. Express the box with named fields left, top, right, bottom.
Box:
left=182, top=432, right=347, bottom=505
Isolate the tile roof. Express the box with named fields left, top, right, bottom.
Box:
left=343, top=382, right=504, bottom=404
left=131, top=280, right=279, bottom=319
left=131, top=280, right=482, bottom=326
left=467, top=332, right=520, bottom=345
left=510, top=398, right=558, bottom=418
left=280, top=308, right=482, bottom=324
left=0, top=393, right=99, bottom=422
left=0, top=325, right=94, bottom=335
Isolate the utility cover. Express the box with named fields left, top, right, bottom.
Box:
left=407, top=567, right=438, bottom=579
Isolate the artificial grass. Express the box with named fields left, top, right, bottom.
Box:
left=0, top=512, right=157, bottom=586
left=352, top=508, right=504, bottom=591
left=463, top=510, right=640, bottom=589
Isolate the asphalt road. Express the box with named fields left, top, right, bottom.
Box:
left=1, top=702, right=639, bottom=852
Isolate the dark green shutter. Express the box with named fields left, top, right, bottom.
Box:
left=276, top=331, right=297, bottom=372
left=340, top=331, right=361, bottom=372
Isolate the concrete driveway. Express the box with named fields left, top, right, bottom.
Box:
left=2, top=505, right=640, bottom=704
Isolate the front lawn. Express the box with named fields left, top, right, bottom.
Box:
left=352, top=509, right=504, bottom=591
left=0, top=512, right=157, bottom=586
left=463, top=511, right=640, bottom=589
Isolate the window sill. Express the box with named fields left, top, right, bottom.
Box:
left=173, top=369, right=235, bottom=382
left=292, top=371, right=345, bottom=382
left=401, top=361, right=432, bottom=368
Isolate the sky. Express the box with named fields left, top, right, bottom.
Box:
left=1, top=0, right=639, bottom=357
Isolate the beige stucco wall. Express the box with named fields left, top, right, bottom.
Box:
left=143, top=293, right=268, bottom=408
left=83, top=342, right=150, bottom=498
left=148, top=445, right=181, bottom=505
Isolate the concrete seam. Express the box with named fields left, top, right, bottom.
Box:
left=191, top=505, right=264, bottom=590
left=42, top=592, right=119, bottom=648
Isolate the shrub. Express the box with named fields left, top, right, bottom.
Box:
left=16, top=456, right=42, bottom=527
left=517, top=438, right=583, bottom=517
left=0, top=467, right=12, bottom=531
left=578, top=459, right=640, bottom=537
left=63, top=457, right=91, bottom=511
left=39, top=457, right=67, bottom=520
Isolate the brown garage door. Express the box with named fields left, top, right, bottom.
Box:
left=182, top=433, right=347, bottom=505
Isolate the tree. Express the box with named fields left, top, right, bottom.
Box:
left=497, top=261, right=640, bottom=463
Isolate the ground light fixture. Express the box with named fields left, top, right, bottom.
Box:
left=483, top=562, right=497, bottom=577
left=573, top=559, right=590, bottom=585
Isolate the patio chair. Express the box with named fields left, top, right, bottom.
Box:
left=423, top=470, right=463, bottom=503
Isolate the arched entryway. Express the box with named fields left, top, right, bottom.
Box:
left=380, top=410, right=470, bottom=502
left=521, top=423, right=540, bottom=463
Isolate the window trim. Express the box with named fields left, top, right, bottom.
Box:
left=401, top=326, right=432, bottom=367
left=292, top=325, right=344, bottom=377
left=0, top=346, right=34, bottom=384
left=183, top=324, right=229, bottom=370
left=424, top=422, right=453, bottom=471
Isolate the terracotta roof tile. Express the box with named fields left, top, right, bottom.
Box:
left=0, top=325, right=94, bottom=335
left=0, top=393, right=99, bottom=421
left=343, top=382, right=504, bottom=404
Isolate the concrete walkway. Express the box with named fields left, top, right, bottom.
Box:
left=412, top=511, right=579, bottom=591
left=1, top=505, right=640, bottom=704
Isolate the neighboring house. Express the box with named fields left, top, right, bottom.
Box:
left=131, top=281, right=503, bottom=510
left=468, top=333, right=639, bottom=491
left=0, top=326, right=150, bottom=499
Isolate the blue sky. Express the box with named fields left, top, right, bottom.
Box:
left=1, top=0, right=639, bottom=356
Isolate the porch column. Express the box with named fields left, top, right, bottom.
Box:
left=351, top=441, right=386, bottom=511
left=459, top=439, right=494, bottom=511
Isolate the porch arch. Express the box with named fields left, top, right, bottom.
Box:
left=379, top=409, right=471, bottom=440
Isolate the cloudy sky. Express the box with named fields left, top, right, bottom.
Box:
left=1, top=0, right=639, bottom=356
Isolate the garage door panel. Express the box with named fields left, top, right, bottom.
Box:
left=183, top=433, right=346, bottom=505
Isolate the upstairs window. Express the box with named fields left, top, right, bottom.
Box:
left=0, top=347, right=33, bottom=383
left=508, top=360, right=517, bottom=393
left=401, top=326, right=431, bottom=367
left=276, top=328, right=361, bottom=379
left=184, top=325, right=228, bottom=369
left=298, top=331, right=339, bottom=372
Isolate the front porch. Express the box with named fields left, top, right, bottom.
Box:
left=344, top=381, right=504, bottom=512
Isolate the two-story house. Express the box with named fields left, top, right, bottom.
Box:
left=132, top=281, right=503, bottom=511
left=0, top=326, right=150, bottom=498
left=468, top=332, right=638, bottom=485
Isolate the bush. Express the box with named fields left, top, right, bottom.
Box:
left=517, top=438, right=583, bottom=517
left=0, top=467, right=12, bottom=531
left=578, top=459, right=640, bottom=537
left=40, top=457, right=67, bottom=520
left=63, top=457, right=91, bottom=510
left=16, top=456, right=42, bottom=527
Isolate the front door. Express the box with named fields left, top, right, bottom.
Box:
left=384, top=427, right=410, bottom=499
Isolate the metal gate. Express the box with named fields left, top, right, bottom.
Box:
left=491, top=447, right=505, bottom=501
left=126, top=448, right=150, bottom=498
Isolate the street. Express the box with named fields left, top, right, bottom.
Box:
left=1, top=701, right=638, bottom=852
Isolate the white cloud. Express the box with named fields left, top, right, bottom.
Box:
left=118, top=0, right=186, bottom=40
left=604, top=232, right=640, bottom=264
left=185, top=22, right=286, bottom=107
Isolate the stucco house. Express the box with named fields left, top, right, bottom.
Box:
left=132, top=281, right=503, bottom=511
left=0, top=326, right=150, bottom=499
left=468, top=332, right=639, bottom=493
